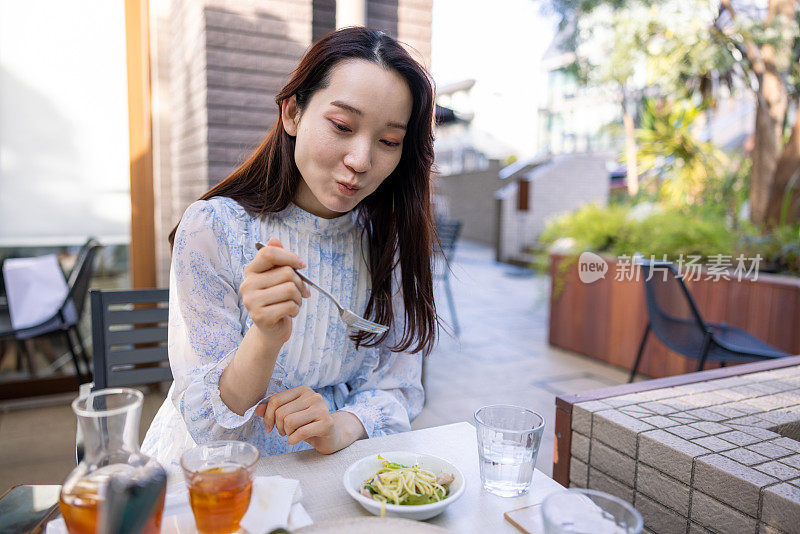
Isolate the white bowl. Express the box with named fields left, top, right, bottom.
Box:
left=343, top=451, right=466, bottom=521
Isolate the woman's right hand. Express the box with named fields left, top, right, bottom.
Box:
left=240, top=238, right=310, bottom=346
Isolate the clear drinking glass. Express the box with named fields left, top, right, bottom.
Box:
left=541, top=489, right=643, bottom=534
left=181, top=441, right=260, bottom=534
left=474, top=404, right=545, bottom=497
left=60, top=388, right=166, bottom=534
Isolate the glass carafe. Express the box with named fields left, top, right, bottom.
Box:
left=59, top=388, right=166, bottom=534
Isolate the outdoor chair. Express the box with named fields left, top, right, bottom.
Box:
left=434, top=218, right=463, bottom=337
left=628, top=260, right=791, bottom=382
left=90, top=288, right=172, bottom=390
left=72, top=289, right=171, bottom=463
left=0, top=238, right=102, bottom=382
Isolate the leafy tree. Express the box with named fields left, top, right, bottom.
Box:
left=636, top=98, right=728, bottom=206
left=546, top=0, right=800, bottom=227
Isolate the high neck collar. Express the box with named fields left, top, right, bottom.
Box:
left=272, top=202, right=358, bottom=237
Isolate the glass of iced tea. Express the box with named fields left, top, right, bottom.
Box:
left=180, top=441, right=260, bottom=534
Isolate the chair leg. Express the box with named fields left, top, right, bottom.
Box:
left=697, top=335, right=712, bottom=372
left=71, top=326, right=91, bottom=377
left=63, top=329, right=85, bottom=383
left=443, top=275, right=460, bottom=337
left=629, top=323, right=650, bottom=383
left=19, top=340, right=36, bottom=376
left=0, top=340, right=9, bottom=369
left=15, top=340, right=25, bottom=372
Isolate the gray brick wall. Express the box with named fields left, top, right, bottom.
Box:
left=312, top=0, right=335, bottom=42
left=367, top=0, right=399, bottom=37
left=153, top=0, right=314, bottom=284
left=528, top=152, right=610, bottom=239
left=204, top=3, right=311, bottom=186
left=568, top=365, right=800, bottom=534
left=397, top=0, right=431, bottom=68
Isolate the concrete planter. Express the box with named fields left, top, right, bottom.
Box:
left=548, top=253, right=800, bottom=378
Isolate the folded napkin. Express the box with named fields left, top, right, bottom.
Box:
left=47, top=475, right=312, bottom=534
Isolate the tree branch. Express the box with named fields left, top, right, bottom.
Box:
left=719, top=0, right=766, bottom=76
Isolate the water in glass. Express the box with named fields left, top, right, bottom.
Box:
left=474, top=405, right=545, bottom=497
left=479, top=438, right=536, bottom=496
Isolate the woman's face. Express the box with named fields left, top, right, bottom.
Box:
left=282, top=59, right=413, bottom=219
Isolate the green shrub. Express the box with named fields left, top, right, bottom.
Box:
left=538, top=203, right=799, bottom=276
left=539, top=204, right=631, bottom=255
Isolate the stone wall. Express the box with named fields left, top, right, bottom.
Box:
left=570, top=366, right=800, bottom=533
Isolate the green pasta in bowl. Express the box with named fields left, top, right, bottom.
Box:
left=361, top=455, right=454, bottom=505
left=344, top=452, right=465, bottom=520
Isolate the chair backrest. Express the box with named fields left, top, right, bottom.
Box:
left=640, top=260, right=710, bottom=358
left=90, top=288, right=172, bottom=390
left=434, top=219, right=462, bottom=258
left=67, top=238, right=103, bottom=319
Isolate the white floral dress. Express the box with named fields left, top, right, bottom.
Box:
left=141, top=197, right=424, bottom=471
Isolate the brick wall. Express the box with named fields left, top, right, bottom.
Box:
left=367, top=0, right=398, bottom=37
left=203, top=1, right=312, bottom=186
left=397, top=0, right=432, bottom=69
left=570, top=367, right=800, bottom=533
left=312, top=0, right=336, bottom=41
left=152, top=0, right=313, bottom=285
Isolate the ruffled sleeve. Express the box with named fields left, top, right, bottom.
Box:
left=338, top=347, right=424, bottom=438
left=337, top=278, right=425, bottom=438
left=168, top=199, right=262, bottom=442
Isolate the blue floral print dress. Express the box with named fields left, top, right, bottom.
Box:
left=141, top=197, right=424, bottom=471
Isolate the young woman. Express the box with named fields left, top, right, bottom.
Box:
left=141, top=27, right=438, bottom=470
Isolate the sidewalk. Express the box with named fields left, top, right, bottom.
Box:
left=417, top=240, right=628, bottom=475
left=0, top=240, right=628, bottom=490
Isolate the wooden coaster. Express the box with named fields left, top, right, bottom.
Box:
left=504, top=503, right=543, bottom=534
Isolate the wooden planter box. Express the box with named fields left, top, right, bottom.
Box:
left=548, top=253, right=800, bottom=378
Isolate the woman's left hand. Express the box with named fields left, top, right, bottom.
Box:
left=255, top=385, right=351, bottom=454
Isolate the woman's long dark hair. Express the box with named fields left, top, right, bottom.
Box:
left=169, top=27, right=437, bottom=356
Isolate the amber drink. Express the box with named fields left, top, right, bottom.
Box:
left=181, top=441, right=260, bottom=534
left=59, top=466, right=164, bottom=534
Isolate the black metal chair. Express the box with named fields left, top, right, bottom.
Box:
left=90, top=288, right=172, bottom=390
left=629, top=260, right=791, bottom=382
left=434, top=218, right=463, bottom=337
left=0, top=238, right=102, bottom=382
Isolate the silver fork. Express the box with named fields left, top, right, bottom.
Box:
left=255, top=242, right=388, bottom=335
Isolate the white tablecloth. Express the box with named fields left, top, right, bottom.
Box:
left=253, top=422, right=564, bottom=533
